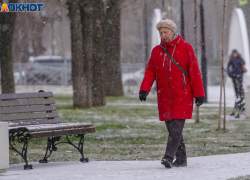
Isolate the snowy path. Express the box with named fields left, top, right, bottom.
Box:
left=2, top=152, right=250, bottom=180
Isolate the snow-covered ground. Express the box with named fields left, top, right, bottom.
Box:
left=2, top=85, right=248, bottom=180
left=206, top=85, right=235, bottom=108
left=2, top=152, right=250, bottom=180
left=14, top=85, right=73, bottom=96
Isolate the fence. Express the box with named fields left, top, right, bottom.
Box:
left=0, top=63, right=223, bottom=86
left=10, top=63, right=71, bottom=86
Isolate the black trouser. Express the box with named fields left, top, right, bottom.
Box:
left=232, top=76, right=244, bottom=97
left=164, top=119, right=186, bottom=160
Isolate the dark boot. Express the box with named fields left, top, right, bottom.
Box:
left=161, top=156, right=173, bottom=168
left=172, top=159, right=187, bottom=167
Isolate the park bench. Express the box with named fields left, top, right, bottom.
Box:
left=0, top=90, right=95, bottom=170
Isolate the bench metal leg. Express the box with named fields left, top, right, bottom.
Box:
left=9, top=131, right=33, bottom=170
left=67, top=134, right=89, bottom=163
left=39, top=136, right=61, bottom=163
left=39, top=134, right=89, bottom=163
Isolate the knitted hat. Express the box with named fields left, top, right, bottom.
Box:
left=232, top=49, right=238, bottom=53
left=156, top=19, right=177, bottom=32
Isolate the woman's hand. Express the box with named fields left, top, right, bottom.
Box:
left=139, top=90, right=148, bottom=101
left=195, top=97, right=203, bottom=107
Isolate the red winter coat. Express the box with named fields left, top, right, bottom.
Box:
left=140, top=35, right=205, bottom=121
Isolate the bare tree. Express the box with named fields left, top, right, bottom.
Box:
left=68, top=0, right=108, bottom=107
left=30, top=13, right=47, bottom=56
left=140, top=0, right=146, bottom=70
left=68, top=0, right=89, bottom=107
left=12, top=13, right=46, bottom=62
left=104, top=0, right=124, bottom=96
left=218, top=0, right=227, bottom=130
left=194, top=0, right=199, bottom=123
left=12, top=12, right=30, bottom=63
left=91, top=0, right=106, bottom=105
left=12, top=0, right=47, bottom=63
left=0, top=0, right=17, bottom=94
left=68, top=0, right=123, bottom=106
left=78, top=0, right=95, bottom=107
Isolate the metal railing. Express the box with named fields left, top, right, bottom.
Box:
left=11, top=63, right=71, bottom=86
left=0, top=63, right=223, bottom=86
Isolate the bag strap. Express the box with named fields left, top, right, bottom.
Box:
left=160, top=45, right=189, bottom=78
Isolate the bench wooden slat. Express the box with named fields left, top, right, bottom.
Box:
left=0, top=92, right=53, bottom=100
left=0, top=99, right=55, bottom=107
left=0, top=112, right=59, bottom=121
left=9, top=119, right=62, bottom=128
left=29, top=127, right=96, bottom=139
left=0, top=105, right=57, bottom=114
left=15, top=122, right=94, bottom=132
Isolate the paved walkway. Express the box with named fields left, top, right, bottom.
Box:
left=1, top=152, right=250, bottom=180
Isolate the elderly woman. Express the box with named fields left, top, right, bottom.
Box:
left=139, top=19, right=205, bottom=168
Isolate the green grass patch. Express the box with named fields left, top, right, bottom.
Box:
left=9, top=95, right=250, bottom=164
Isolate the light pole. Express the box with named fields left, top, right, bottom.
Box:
left=200, top=0, right=207, bottom=102
left=144, top=0, right=148, bottom=69
left=180, top=0, right=185, bottom=40
left=50, top=18, right=55, bottom=56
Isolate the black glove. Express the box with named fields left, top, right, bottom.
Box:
left=139, top=90, right=148, bottom=101
left=195, top=97, right=203, bottom=107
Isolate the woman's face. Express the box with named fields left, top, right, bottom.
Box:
left=159, top=27, right=175, bottom=43
left=233, top=52, right=238, bottom=57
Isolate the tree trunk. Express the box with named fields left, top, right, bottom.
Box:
left=68, top=0, right=89, bottom=107
left=140, top=0, right=146, bottom=71
left=12, top=7, right=46, bottom=63
left=91, top=0, right=106, bottom=106
left=223, top=1, right=227, bottom=130
left=104, top=0, right=123, bottom=96
left=0, top=0, right=17, bottom=94
left=218, top=0, right=227, bottom=130
left=79, top=0, right=94, bottom=107
left=12, top=11, right=30, bottom=63
left=180, top=0, right=185, bottom=40
left=194, top=0, right=199, bottom=123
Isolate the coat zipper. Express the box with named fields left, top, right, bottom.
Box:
left=162, top=37, right=181, bottom=120
left=167, top=55, right=172, bottom=120
left=182, top=73, right=187, bottom=94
